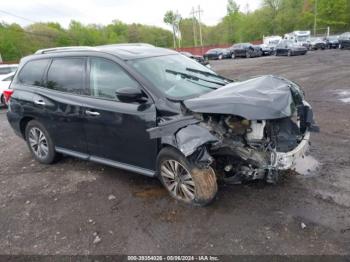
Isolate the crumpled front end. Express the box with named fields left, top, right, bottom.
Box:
left=148, top=75, right=319, bottom=184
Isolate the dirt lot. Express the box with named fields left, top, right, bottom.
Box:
left=0, top=49, right=350, bottom=255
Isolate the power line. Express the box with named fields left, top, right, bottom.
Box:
left=0, top=8, right=77, bottom=42
left=0, top=9, right=37, bottom=23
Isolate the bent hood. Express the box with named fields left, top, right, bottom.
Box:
left=184, top=75, right=300, bottom=120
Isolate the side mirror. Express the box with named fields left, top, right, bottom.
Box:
left=116, top=87, right=146, bottom=102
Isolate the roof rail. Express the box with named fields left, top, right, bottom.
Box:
left=98, top=43, right=155, bottom=48
left=35, top=46, right=97, bottom=54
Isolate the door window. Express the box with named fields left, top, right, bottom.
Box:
left=89, top=58, right=140, bottom=100
left=18, top=59, right=49, bottom=86
left=47, top=58, right=88, bottom=95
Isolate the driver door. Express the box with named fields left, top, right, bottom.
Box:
left=82, top=57, right=158, bottom=171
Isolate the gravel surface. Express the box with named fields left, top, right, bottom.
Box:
left=0, top=49, right=349, bottom=255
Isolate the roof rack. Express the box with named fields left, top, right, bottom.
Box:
left=35, top=46, right=97, bottom=54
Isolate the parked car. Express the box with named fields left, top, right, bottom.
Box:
left=7, top=45, right=318, bottom=206
left=339, top=32, right=350, bottom=49
left=259, top=44, right=274, bottom=56
left=275, top=40, right=308, bottom=56
left=203, top=48, right=231, bottom=60
left=230, top=43, right=261, bottom=58
left=180, top=51, right=208, bottom=66
left=309, top=37, right=326, bottom=50
left=0, top=72, right=15, bottom=106
left=324, top=35, right=339, bottom=49
left=0, top=64, right=18, bottom=75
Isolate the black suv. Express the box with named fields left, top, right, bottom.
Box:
left=7, top=44, right=317, bottom=206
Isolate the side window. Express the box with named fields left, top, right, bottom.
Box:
left=89, top=58, right=140, bottom=100
left=18, top=59, right=49, bottom=86
left=47, top=58, right=88, bottom=95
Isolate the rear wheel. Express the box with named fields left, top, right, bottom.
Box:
left=218, top=54, right=223, bottom=60
left=287, top=50, right=292, bottom=56
left=25, top=120, right=57, bottom=164
left=157, top=147, right=218, bottom=206
left=246, top=51, right=251, bottom=58
left=0, top=95, right=6, bottom=106
left=231, top=53, right=235, bottom=59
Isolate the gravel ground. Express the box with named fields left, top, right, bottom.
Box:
left=0, top=49, right=349, bottom=255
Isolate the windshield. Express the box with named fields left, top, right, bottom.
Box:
left=296, top=35, right=309, bottom=42
left=128, top=54, right=226, bottom=99
left=207, top=49, right=220, bottom=54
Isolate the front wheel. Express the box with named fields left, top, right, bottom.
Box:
left=287, top=50, right=292, bottom=56
left=157, top=147, right=218, bottom=206
left=25, top=120, right=57, bottom=164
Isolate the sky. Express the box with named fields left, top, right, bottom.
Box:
left=0, top=0, right=261, bottom=29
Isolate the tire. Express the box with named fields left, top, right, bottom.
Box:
left=218, top=55, right=223, bottom=60
left=157, top=147, right=218, bottom=206
left=287, top=50, right=292, bottom=56
left=246, top=51, right=251, bottom=58
left=231, top=53, right=235, bottom=59
left=25, top=120, right=57, bottom=164
left=0, top=95, right=6, bottom=107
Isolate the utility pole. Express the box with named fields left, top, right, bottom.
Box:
left=190, top=7, right=197, bottom=47
left=197, top=5, right=204, bottom=47
left=313, top=0, right=318, bottom=36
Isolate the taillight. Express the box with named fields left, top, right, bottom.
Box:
left=3, top=89, right=14, bottom=103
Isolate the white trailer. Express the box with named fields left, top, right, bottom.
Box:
left=284, top=31, right=311, bottom=46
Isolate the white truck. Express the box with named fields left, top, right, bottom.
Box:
left=284, top=31, right=311, bottom=48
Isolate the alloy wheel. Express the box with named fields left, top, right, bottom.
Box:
left=160, top=160, right=195, bottom=202
left=28, top=127, right=49, bottom=160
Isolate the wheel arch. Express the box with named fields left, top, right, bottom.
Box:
left=20, top=116, right=35, bottom=138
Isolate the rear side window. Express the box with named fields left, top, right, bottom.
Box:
left=18, top=59, right=49, bottom=86
left=47, top=58, right=88, bottom=95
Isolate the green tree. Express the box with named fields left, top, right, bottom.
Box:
left=163, top=10, right=178, bottom=48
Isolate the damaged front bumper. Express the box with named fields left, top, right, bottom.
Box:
left=272, top=131, right=311, bottom=170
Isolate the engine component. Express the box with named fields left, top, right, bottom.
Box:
left=246, top=120, right=266, bottom=141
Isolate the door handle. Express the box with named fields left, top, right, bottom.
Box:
left=85, top=110, right=100, bottom=116
left=34, top=100, right=46, bottom=106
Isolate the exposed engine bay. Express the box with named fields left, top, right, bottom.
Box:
left=148, top=75, right=319, bottom=184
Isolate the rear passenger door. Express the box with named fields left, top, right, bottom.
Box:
left=82, top=57, right=157, bottom=171
left=39, top=57, right=89, bottom=154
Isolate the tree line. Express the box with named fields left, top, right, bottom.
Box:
left=176, top=0, right=350, bottom=47
left=1, top=0, right=350, bottom=61
left=0, top=20, right=173, bottom=61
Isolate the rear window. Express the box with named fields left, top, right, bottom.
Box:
left=18, top=59, right=49, bottom=86
left=47, top=58, right=87, bottom=95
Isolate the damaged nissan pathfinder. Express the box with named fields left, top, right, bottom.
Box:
left=7, top=45, right=319, bottom=206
